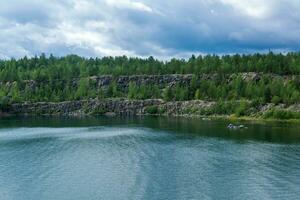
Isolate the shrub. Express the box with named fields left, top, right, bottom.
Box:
left=271, top=96, right=281, bottom=104
left=163, top=87, right=173, bottom=101
left=234, top=101, right=250, bottom=117
left=145, top=105, right=165, bottom=115
left=194, top=89, right=201, bottom=100
left=263, top=109, right=300, bottom=120
left=92, top=106, right=108, bottom=115
left=145, top=105, right=159, bottom=114
left=0, top=96, right=10, bottom=111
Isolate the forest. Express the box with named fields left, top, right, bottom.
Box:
left=1, top=52, right=300, bottom=81
left=0, top=52, right=300, bottom=108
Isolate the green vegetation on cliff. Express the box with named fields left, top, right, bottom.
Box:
left=0, top=52, right=300, bottom=120
left=1, top=72, right=299, bottom=105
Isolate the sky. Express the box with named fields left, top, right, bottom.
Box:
left=0, top=0, right=300, bottom=59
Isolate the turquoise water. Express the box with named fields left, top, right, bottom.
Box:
left=0, top=117, right=300, bottom=200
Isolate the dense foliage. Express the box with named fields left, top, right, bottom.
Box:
left=0, top=52, right=300, bottom=82
left=0, top=52, right=300, bottom=106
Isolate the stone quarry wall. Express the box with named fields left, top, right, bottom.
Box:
left=4, top=98, right=300, bottom=117
left=2, top=73, right=295, bottom=91
left=8, top=99, right=216, bottom=116
left=9, top=99, right=164, bottom=116
left=1, top=73, right=300, bottom=117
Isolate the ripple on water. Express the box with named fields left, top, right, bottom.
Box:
left=0, top=126, right=300, bottom=200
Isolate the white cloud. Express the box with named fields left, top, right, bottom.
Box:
left=220, top=0, right=271, bottom=19
left=0, top=0, right=299, bottom=59
left=105, top=0, right=153, bottom=12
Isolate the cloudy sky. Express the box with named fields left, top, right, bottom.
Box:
left=0, top=0, right=300, bottom=59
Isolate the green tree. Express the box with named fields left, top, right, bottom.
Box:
left=98, top=88, right=105, bottom=99
left=163, top=87, right=173, bottom=101
left=128, top=82, right=138, bottom=99
left=75, top=78, right=89, bottom=99
left=195, top=89, right=201, bottom=100
left=11, top=82, right=21, bottom=102
left=107, top=81, right=118, bottom=98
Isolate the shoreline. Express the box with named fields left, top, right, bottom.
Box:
left=138, top=113, right=300, bottom=124
left=1, top=99, right=300, bottom=124
left=2, top=112, right=300, bottom=124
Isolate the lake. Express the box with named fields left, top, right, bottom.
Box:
left=0, top=116, right=300, bottom=200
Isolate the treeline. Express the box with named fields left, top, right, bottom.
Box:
left=0, top=52, right=300, bottom=82
left=0, top=52, right=300, bottom=107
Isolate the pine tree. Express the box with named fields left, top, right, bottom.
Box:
left=163, top=87, right=173, bottom=101
left=195, top=89, right=201, bottom=100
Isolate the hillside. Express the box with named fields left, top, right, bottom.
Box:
left=1, top=53, right=300, bottom=120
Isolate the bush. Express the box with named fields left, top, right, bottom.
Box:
left=0, top=96, right=10, bottom=111
left=271, top=96, right=281, bottom=104
left=92, top=106, right=108, bottom=115
left=201, top=101, right=251, bottom=116
left=263, top=109, right=300, bottom=120
left=234, top=101, right=250, bottom=117
left=194, top=89, right=201, bottom=100
left=163, top=87, right=173, bottom=101
left=250, top=98, right=264, bottom=108
left=145, top=105, right=159, bottom=114
left=145, top=105, right=165, bottom=115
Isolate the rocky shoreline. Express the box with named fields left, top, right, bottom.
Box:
left=2, top=99, right=299, bottom=122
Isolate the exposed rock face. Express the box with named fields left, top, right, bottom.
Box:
left=5, top=99, right=300, bottom=117
left=8, top=99, right=216, bottom=116
left=66, top=74, right=194, bottom=93
left=158, top=100, right=215, bottom=115
left=114, top=74, right=193, bottom=89
left=0, top=74, right=195, bottom=91
left=2, top=73, right=299, bottom=118
left=66, top=74, right=195, bottom=90
left=9, top=99, right=164, bottom=116
left=3, top=73, right=295, bottom=91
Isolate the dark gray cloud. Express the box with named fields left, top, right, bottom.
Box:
left=0, top=0, right=299, bottom=59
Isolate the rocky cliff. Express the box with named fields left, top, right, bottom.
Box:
left=1, top=73, right=296, bottom=91
left=7, top=99, right=216, bottom=116
left=6, top=98, right=300, bottom=119
left=9, top=99, right=164, bottom=116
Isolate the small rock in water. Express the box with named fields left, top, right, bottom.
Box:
left=227, top=124, right=247, bottom=130
left=227, top=124, right=235, bottom=129
left=104, top=112, right=117, bottom=117
left=202, top=117, right=211, bottom=121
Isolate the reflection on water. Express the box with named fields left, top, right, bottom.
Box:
left=0, top=116, right=300, bottom=200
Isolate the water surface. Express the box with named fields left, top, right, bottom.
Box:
left=0, top=116, right=300, bottom=200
